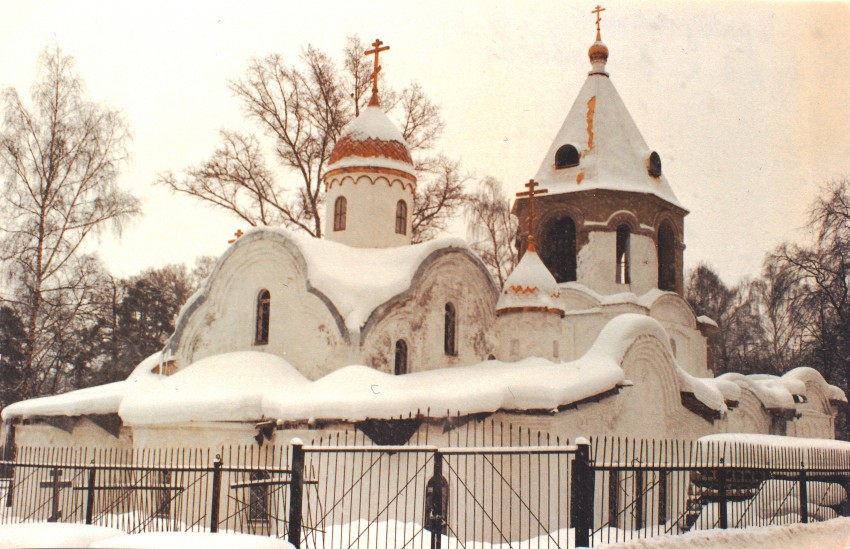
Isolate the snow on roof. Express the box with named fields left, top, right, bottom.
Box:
left=697, top=315, right=718, bottom=328
left=533, top=59, right=685, bottom=210
left=783, top=366, right=848, bottom=403
left=5, top=314, right=724, bottom=425
left=341, top=105, right=407, bottom=143
left=174, top=228, right=477, bottom=335
left=286, top=230, right=474, bottom=331
left=119, top=352, right=306, bottom=426
left=325, top=155, right=416, bottom=176
left=1, top=377, right=158, bottom=421
left=715, top=368, right=846, bottom=411
left=496, top=247, right=564, bottom=314
left=559, top=282, right=686, bottom=313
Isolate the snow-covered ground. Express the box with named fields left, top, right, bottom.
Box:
left=595, top=516, right=850, bottom=548
left=0, top=523, right=294, bottom=549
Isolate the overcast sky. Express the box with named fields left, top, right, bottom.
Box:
left=1, top=1, right=848, bottom=285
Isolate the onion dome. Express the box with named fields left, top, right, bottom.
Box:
left=326, top=106, right=416, bottom=181
left=496, top=243, right=565, bottom=316
left=588, top=32, right=609, bottom=75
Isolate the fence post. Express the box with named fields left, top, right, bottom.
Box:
left=209, top=455, right=223, bottom=533
left=84, top=463, right=96, bottom=525
left=571, top=438, right=593, bottom=548
left=428, top=450, right=444, bottom=549
left=799, top=464, right=808, bottom=524
left=717, top=458, right=728, bottom=529
left=288, top=440, right=305, bottom=549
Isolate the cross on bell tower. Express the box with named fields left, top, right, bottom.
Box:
left=516, top=179, right=548, bottom=252
left=365, top=39, right=390, bottom=107
left=592, top=5, right=606, bottom=40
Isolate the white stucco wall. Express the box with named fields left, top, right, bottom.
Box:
left=360, top=251, right=498, bottom=373
left=496, top=311, right=563, bottom=362
left=325, top=173, right=414, bottom=248
left=172, top=238, right=349, bottom=380
left=577, top=231, right=658, bottom=296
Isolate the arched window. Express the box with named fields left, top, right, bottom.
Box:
left=444, top=303, right=457, bottom=356
left=333, top=196, right=347, bottom=231
left=394, top=340, right=408, bottom=375
left=648, top=151, right=662, bottom=177
left=249, top=471, right=269, bottom=522
left=555, top=144, right=580, bottom=169
left=616, top=225, right=631, bottom=284
left=255, top=290, right=270, bottom=345
left=657, top=222, right=676, bottom=291
left=395, top=200, right=408, bottom=235
left=541, top=216, right=577, bottom=283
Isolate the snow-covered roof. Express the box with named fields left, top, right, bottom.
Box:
left=496, top=246, right=564, bottom=315
left=532, top=38, right=685, bottom=210
left=716, top=368, right=846, bottom=412
left=174, top=228, right=485, bottom=336
left=326, top=105, right=415, bottom=179
left=2, top=315, right=725, bottom=425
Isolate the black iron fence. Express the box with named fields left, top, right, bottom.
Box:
left=1, top=433, right=848, bottom=548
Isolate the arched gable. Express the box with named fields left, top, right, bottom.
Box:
left=167, top=230, right=350, bottom=378
left=361, top=248, right=499, bottom=372
left=726, top=389, right=772, bottom=434
left=649, top=293, right=697, bottom=329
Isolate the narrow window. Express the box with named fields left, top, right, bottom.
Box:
left=555, top=144, right=580, bottom=169
left=657, top=222, right=676, bottom=291
left=333, top=196, right=347, bottom=231
left=616, top=225, right=631, bottom=284
left=647, top=151, right=662, bottom=177
left=248, top=471, right=269, bottom=522
left=541, top=216, right=577, bottom=283
left=444, top=303, right=457, bottom=356
left=394, top=340, right=408, bottom=375
left=255, top=290, right=270, bottom=345
left=395, top=200, right=408, bottom=235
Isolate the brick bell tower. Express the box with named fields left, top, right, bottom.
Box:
left=513, top=8, right=687, bottom=296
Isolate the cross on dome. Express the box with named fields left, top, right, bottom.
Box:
left=592, top=5, right=606, bottom=40
left=365, top=38, right=390, bottom=107
left=516, top=179, right=548, bottom=251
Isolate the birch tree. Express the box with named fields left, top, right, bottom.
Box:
left=0, top=47, right=139, bottom=400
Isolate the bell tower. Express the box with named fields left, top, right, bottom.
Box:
left=324, top=39, right=416, bottom=248
left=513, top=8, right=687, bottom=295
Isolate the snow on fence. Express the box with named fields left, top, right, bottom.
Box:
left=0, top=431, right=848, bottom=549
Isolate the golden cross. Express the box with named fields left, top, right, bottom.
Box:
left=227, top=229, right=243, bottom=244
left=365, top=38, right=390, bottom=105
left=516, top=179, right=548, bottom=249
left=592, top=5, right=606, bottom=38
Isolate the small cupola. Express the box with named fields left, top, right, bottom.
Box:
left=496, top=242, right=565, bottom=317
left=324, top=39, right=416, bottom=248
left=498, top=180, right=564, bottom=317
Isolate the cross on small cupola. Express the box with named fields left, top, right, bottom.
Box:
left=516, top=179, right=548, bottom=252
left=365, top=38, right=390, bottom=107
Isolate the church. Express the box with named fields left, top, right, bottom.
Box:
left=2, top=22, right=844, bottom=452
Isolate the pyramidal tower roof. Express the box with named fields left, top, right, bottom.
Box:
left=533, top=19, right=685, bottom=211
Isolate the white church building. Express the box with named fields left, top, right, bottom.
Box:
left=2, top=27, right=844, bottom=452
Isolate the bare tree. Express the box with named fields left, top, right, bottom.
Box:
left=159, top=35, right=461, bottom=242
left=777, top=178, right=850, bottom=437
left=0, top=46, right=139, bottom=400
left=464, top=177, right=518, bottom=286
